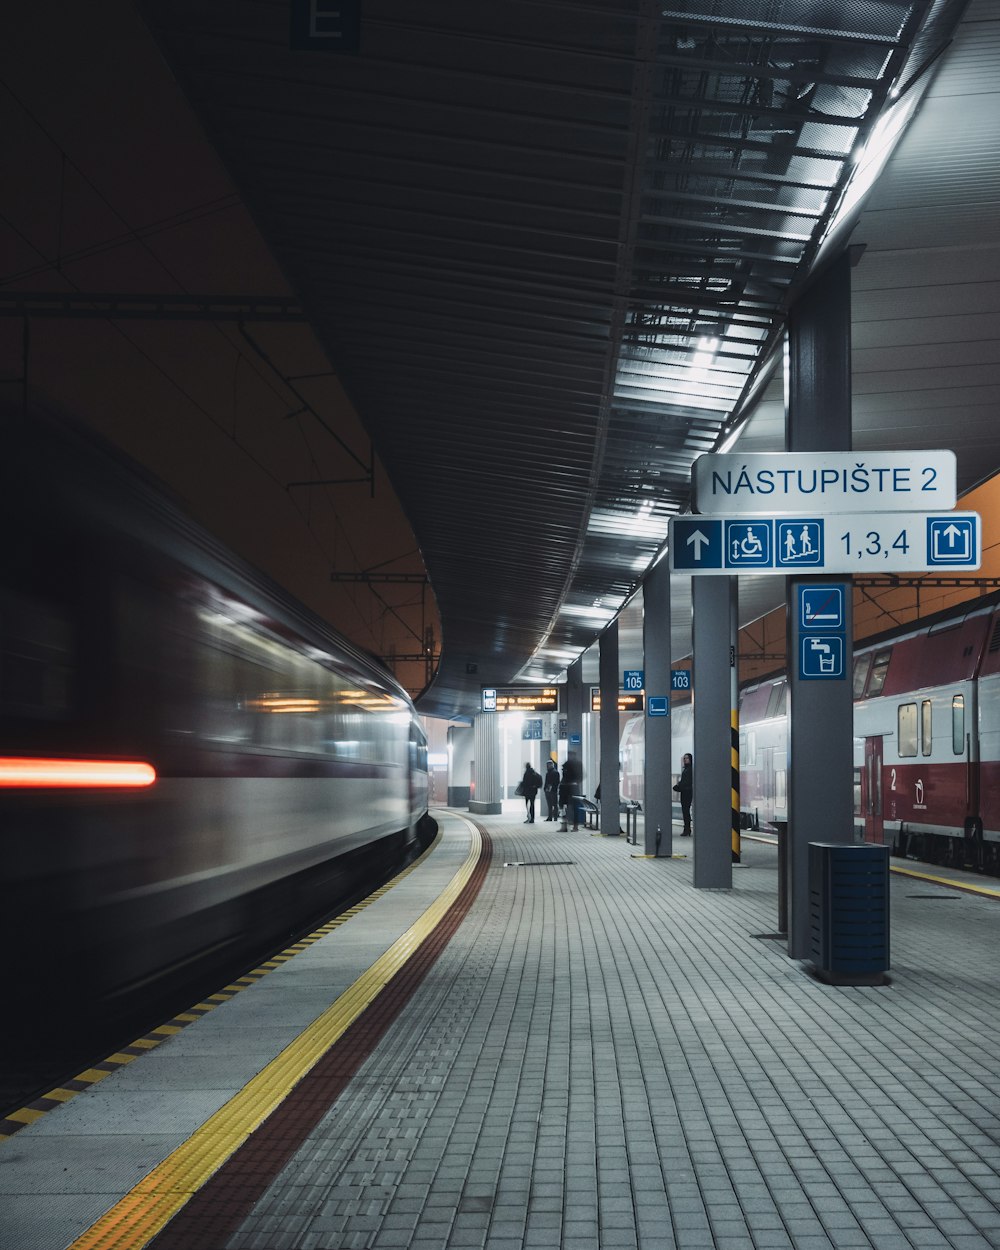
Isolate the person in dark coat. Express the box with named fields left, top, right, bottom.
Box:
left=543, top=759, right=560, bottom=820
left=673, top=752, right=693, bottom=835
left=559, top=752, right=583, bottom=830
left=520, top=762, right=542, bottom=823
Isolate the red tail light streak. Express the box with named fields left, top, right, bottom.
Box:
left=0, top=758, right=157, bottom=788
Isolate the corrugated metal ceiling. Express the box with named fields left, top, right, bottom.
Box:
left=137, top=0, right=990, bottom=718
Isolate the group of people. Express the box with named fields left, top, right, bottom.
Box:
left=517, top=753, right=583, bottom=828
left=519, top=750, right=693, bottom=835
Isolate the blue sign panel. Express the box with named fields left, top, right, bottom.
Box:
left=799, top=585, right=845, bottom=631
left=647, top=697, right=669, bottom=717
left=671, top=518, right=723, bottom=570
left=670, top=512, right=980, bottom=574
left=927, top=516, right=977, bottom=565
left=481, top=687, right=497, bottom=712
left=724, top=520, right=771, bottom=568
left=623, top=669, right=644, bottom=691
left=800, top=635, right=845, bottom=680
left=569, top=733, right=581, bottom=745
left=671, top=669, right=691, bottom=691
left=776, top=519, right=823, bottom=568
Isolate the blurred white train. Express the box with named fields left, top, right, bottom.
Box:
left=0, top=410, right=430, bottom=1047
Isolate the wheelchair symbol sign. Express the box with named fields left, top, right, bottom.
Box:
left=724, top=521, right=771, bottom=568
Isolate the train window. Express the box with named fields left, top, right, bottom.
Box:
left=765, top=682, right=786, bottom=718
left=853, top=768, right=862, bottom=816
left=867, top=649, right=892, bottom=696
left=0, top=590, right=74, bottom=720
left=897, top=703, right=917, bottom=757
left=743, top=730, right=756, bottom=767
left=852, top=655, right=871, bottom=699
left=921, top=700, right=932, bottom=756
left=952, top=695, right=965, bottom=754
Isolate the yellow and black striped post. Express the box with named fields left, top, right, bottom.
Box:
left=731, top=708, right=741, bottom=863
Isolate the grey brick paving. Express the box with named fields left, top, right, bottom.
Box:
left=222, top=815, right=1000, bottom=1249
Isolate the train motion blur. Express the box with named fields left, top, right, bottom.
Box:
left=625, top=591, right=1000, bottom=872
left=0, top=411, right=430, bottom=1054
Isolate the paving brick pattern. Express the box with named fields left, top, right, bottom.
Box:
left=227, top=815, right=1000, bottom=1250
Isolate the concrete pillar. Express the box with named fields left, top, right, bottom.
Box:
left=566, top=657, right=583, bottom=757
left=643, top=560, right=672, bottom=856
left=599, top=620, right=620, bottom=836
left=785, top=249, right=855, bottom=958
left=692, top=576, right=733, bottom=889
left=469, top=712, right=502, bottom=815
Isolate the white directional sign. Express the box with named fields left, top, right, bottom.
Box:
left=692, top=451, right=957, bottom=515
left=668, top=512, right=981, bottom=575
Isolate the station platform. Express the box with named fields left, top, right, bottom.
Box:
left=3, top=807, right=1000, bottom=1250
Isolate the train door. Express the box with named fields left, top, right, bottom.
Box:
left=862, top=736, right=884, bottom=844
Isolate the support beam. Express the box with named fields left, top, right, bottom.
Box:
left=785, top=250, right=855, bottom=960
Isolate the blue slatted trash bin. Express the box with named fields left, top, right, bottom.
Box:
left=808, top=843, right=890, bottom=985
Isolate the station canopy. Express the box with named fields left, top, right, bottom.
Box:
left=139, top=0, right=995, bottom=718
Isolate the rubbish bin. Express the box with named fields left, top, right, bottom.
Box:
left=808, top=842, right=890, bottom=985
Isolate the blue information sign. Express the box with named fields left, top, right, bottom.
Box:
left=799, top=585, right=845, bottom=631
left=647, top=696, right=669, bottom=717
left=800, top=635, right=845, bottom=680
left=796, top=583, right=848, bottom=681
left=669, top=512, right=980, bottom=574
left=623, top=670, right=644, bottom=690
left=671, top=669, right=691, bottom=691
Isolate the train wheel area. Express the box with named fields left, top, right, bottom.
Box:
left=4, top=806, right=1000, bottom=1250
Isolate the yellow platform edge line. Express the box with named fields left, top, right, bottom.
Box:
left=67, top=817, right=483, bottom=1250
left=889, top=863, right=1000, bottom=898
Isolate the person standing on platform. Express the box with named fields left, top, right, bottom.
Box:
left=543, top=759, right=560, bottom=821
left=673, top=752, right=693, bottom=835
left=559, top=751, right=583, bottom=831
left=519, top=762, right=542, bottom=823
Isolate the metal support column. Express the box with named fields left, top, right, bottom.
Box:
left=692, top=576, right=734, bottom=889
left=469, top=713, right=502, bottom=816
left=599, top=621, right=620, bottom=836
left=643, top=559, right=672, bottom=857
left=565, top=657, right=585, bottom=803
left=786, top=249, right=855, bottom=958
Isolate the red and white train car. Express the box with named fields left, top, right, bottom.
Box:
left=622, top=591, right=1000, bottom=872
left=852, top=592, right=1000, bottom=867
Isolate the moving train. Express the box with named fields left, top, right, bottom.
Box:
left=624, top=590, right=1000, bottom=874
left=0, top=410, right=430, bottom=1048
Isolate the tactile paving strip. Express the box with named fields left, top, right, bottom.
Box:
left=0, top=831, right=442, bottom=1143
left=64, top=819, right=490, bottom=1250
